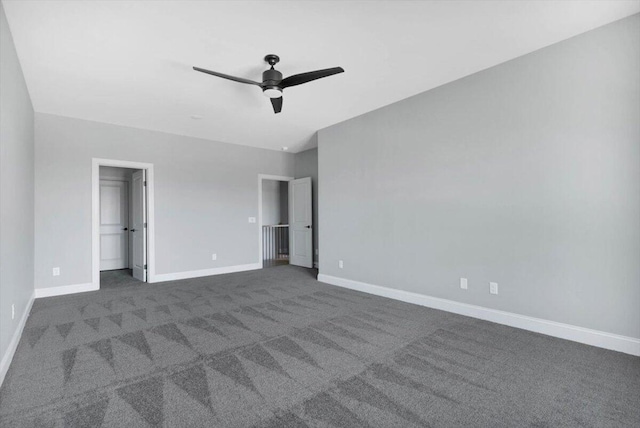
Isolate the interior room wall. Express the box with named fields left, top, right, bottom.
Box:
left=35, top=113, right=295, bottom=290
left=100, top=166, right=135, bottom=180
left=261, top=179, right=283, bottom=225
left=294, top=146, right=319, bottom=266
left=0, top=3, right=35, bottom=381
left=279, top=181, right=289, bottom=224
left=318, top=15, right=640, bottom=339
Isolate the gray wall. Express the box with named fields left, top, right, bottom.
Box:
left=318, top=15, right=640, bottom=338
left=0, top=3, right=34, bottom=364
left=279, top=181, right=288, bottom=225
left=35, top=113, right=295, bottom=289
left=262, top=179, right=286, bottom=225
left=294, top=146, right=319, bottom=265
left=100, top=166, right=135, bottom=180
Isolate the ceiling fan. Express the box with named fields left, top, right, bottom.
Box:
left=193, top=54, right=344, bottom=114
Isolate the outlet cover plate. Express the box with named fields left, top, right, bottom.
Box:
left=490, top=282, right=498, bottom=294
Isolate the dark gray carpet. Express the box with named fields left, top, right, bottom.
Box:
left=100, top=269, right=143, bottom=290
left=263, top=258, right=289, bottom=268
left=1, top=266, right=638, bottom=427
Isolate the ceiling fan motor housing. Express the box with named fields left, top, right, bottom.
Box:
left=262, top=68, right=283, bottom=97
left=262, top=68, right=283, bottom=87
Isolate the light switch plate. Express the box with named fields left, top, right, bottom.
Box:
left=460, top=278, right=468, bottom=290
left=248, top=217, right=256, bottom=223
left=53, top=267, right=60, bottom=276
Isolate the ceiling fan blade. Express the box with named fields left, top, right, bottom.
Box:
left=280, top=67, right=344, bottom=88
left=270, top=96, right=283, bottom=114
left=193, top=66, right=261, bottom=86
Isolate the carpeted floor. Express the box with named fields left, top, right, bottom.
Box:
left=100, top=269, right=144, bottom=290
left=1, top=266, right=638, bottom=427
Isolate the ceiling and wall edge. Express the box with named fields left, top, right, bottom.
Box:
left=3, top=0, right=638, bottom=152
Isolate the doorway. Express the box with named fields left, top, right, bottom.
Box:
left=98, top=166, right=147, bottom=288
left=261, top=178, right=290, bottom=267
left=92, top=159, right=155, bottom=289
left=258, top=174, right=313, bottom=269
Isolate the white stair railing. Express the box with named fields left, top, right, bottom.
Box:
left=262, top=224, right=289, bottom=262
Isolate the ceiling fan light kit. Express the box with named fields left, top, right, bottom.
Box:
left=263, top=88, right=283, bottom=98
left=194, top=54, right=344, bottom=113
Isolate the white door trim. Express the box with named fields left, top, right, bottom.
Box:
left=92, top=158, right=156, bottom=288
left=258, top=174, right=294, bottom=268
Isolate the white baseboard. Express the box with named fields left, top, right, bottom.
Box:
left=152, top=263, right=262, bottom=282
left=318, top=274, right=640, bottom=357
left=34, top=282, right=99, bottom=298
left=33, top=264, right=262, bottom=296
left=0, top=291, right=35, bottom=387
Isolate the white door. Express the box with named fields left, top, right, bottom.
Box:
left=289, top=177, right=313, bottom=268
left=100, top=180, right=129, bottom=270
left=132, top=170, right=147, bottom=281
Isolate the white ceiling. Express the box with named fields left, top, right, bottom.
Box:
left=3, top=1, right=639, bottom=152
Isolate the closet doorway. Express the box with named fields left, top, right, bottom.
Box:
left=92, top=158, right=155, bottom=289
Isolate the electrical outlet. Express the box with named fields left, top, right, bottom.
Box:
left=53, top=267, right=60, bottom=276
left=212, top=253, right=217, bottom=261
left=490, top=282, right=498, bottom=295
left=460, top=278, right=468, bottom=290
left=11, top=304, right=15, bottom=320
left=248, top=217, right=256, bottom=223
left=339, top=260, right=344, bottom=269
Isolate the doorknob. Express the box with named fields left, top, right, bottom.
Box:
left=123, top=228, right=128, bottom=231
left=305, top=225, right=311, bottom=229
left=130, top=229, right=136, bottom=232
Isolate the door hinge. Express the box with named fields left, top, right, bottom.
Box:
left=144, top=264, right=147, bottom=269
left=143, top=181, right=147, bottom=186
left=144, top=222, right=147, bottom=228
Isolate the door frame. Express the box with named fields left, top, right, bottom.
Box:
left=258, top=174, right=294, bottom=268
left=92, top=158, right=156, bottom=288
